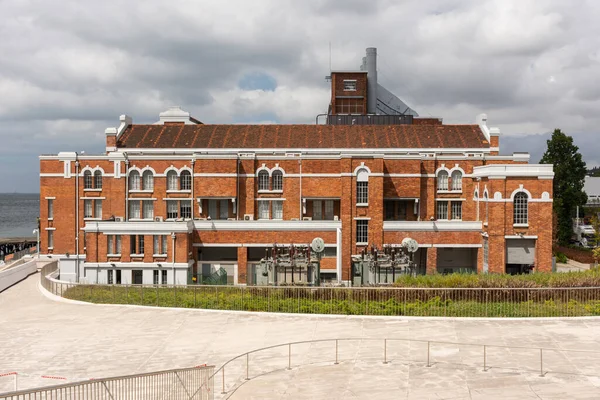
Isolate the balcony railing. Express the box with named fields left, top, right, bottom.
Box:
left=383, top=220, right=482, bottom=231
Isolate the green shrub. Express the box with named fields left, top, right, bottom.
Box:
left=555, top=252, right=568, bottom=263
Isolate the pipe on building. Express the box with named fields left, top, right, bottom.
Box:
left=171, top=232, right=176, bottom=284
left=191, top=158, right=195, bottom=219
left=298, top=158, right=302, bottom=220
left=124, top=156, right=129, bottom=221
left=366, top=47, right=378, bottom=114
left=75, top=154, right=80, bottom=282
left=236, top=157, right=240, bottom=220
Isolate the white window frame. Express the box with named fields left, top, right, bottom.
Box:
left=142, top=170, right=154, bottom=191
left=451, top=201, right=462, bottom=220
left=180, top=170, right=192, bottom=191
left=313, top=200, right=322, bottom=220
left=437, top=201, right=448, bottom=220
left=437, top=171, right=449, bottom=191
left=94, top=199, right=102, bottom=220
left=208, top=199, right=218, bottom=219
left=167, top=170, right=178, bottom=191
left=129, top=170, right=141, bottom=191
left=325, top=200, right=334, bottom=220
left=258, top=200, right=270, bottom=220
left=48, top=199, right=53, bottom=219
left=94, top=170, right=102, bottom=189
left=219, top=199, right=229, bottom=220
left=451, top=170, right=462, bottom=191
left=167, top=200, right=178, bottom=219
left=84, top=199, right=93, bottom=218
left=258, top=170, right=270, bottom=191
left=142, top=200, right=154, bottom=220
left=83, top=171, right=93, bottom=189
left=129, top=201, right=141, bottom=219
left=356, top=168, right=369, bottom=205
left=272, top=170, right=283, bottom=191
left=513, top=192, right=529, bottom=225
left=343, top=79, right=357, bottom=91
left=48, top=230, right=54, bottom=249
left=272, top=200, right=283, bottom=220
left=356, top=220, right=368, bottom=244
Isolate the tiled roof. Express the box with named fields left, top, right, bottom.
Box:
left=117, top=124, right=489, bottom=150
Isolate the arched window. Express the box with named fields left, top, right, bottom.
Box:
left=451, top=170, right=462, bottom=191
left=180, top=170, right=191, bottom=191
left=258, top=170, right=269, bottom=191
left=437, top=170, right=449, bottom=190
left=83, top=170, right=93, bottom=189
left=129, top=170, right=141, bottom=191
left=94, top=170, right=102, bottom=189
left=142, top=170, right=154, bottom=191
left=514, top=192, right=529, bottom=225
left=167, top=170, right=178, bottom=191
left=356, top=168, right=369, bottom=204
left=272, top=170, right=283, bottom=191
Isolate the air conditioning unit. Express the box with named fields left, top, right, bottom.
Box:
left=154, top=216, right=163, bottom=222
left=302, top=217, right=312, bottom=221
left=333, top=215, right=339, bottom=221
left=244, top=214, right=254, bottom=221
left=291, top=218, right=299, bottom=221
left=227, top=217, right=236, bottom=221
left=114, top=216, right=124, bottom=222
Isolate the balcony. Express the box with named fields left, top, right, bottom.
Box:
left=193, top=219, right=342, bottom=231
left=383, top=220, right=482, bottom=232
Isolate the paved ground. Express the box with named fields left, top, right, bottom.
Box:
left=557, top=259, right=593, bottom=272
left=1, top=274, right=600, bottom=399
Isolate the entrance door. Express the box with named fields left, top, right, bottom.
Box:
left=506, top=239, right=536, bottom=274
left=132, top=270, right=143, bottom=284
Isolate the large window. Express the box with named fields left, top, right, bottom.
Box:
left=153, top=235, right=167, bottom=255
left=257, top=200, right=282, bottom=219
left=325, top=200, right=334, bottom=220
left=166, top=200, right=192, bottom=219
left=129, top=201, right=141, bottom=219
left=513, top=192, right=529, bottom=225
left=356, top=168, right=369, bottom=204
left=437, top=171, right=449, bottom=191
left=258, top=201, right=269, bottom=219
left=343, top=80, right=357, bottom=91
left=180, top=170, right=192, bottom=190
left=84, top=199, right=102, bottom=219
left=272, top=170, right=283, bottom=191
left=83, top=170, right=93, bottom=189
left=451, top=171, right=462, bottom=191
left=94, top=170, right=102, bottom=189
left=356, top=220, right=368, bottom=244
left=167, top=201, right=178, bottom=219
left=107, top=235, right=121, bottom=255
left=258, top=170, right=269, bottom=191
left=180, top=201, right=191, bottom=219
left=142, top=170, right=154, bottom=191
left=142, top=200, right=154, bottom=219
left=219, top=199, right=229, bottom=220
left=48, top=230, right=54, bottom=249
left=451, top=201, right=462, bottom=220
left=313, top=200, right=322, bottom=220
left=167, top=170, right=178, bottom=191
left=130, top=235, right=144, bottom=255
left=129, top=170, right=141, bottom=190
left=272, top=201, right=283, bottom=219
left=437, top=201, right=448, bottom=220
left=208, top=200, right=218, bottom=219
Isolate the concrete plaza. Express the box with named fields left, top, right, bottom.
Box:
left=1, top=274, right=600, bottom=398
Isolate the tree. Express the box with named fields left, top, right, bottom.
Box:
left=540, top=129, right=587, bottom=245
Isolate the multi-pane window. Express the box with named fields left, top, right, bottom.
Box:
left=130, top=235, right=144, bottom=255
left=153, top=235, right=167, bottom=255
left=129, top=201, right=141, bottom=219
left=356, top=220, right=368, bottom=244
left=451, top=201, right=462, bottom=220
left=180, top=170, right=192, bottom=191
left=356, top=169, right=369, bottom=204
left=108, top=270, right=114, bottom=284
left=343, top=80, right=357, bottom=91
left=167, top=170, right=178, bottom=191
left=437, top=171, right=449, bottom=190
left=48, top=199, right=53, bottom=219
left=84, top=199, right=93, bottom=218
left=48, top=230, right=54, bottom=249
left=451, top=171, right=462, bottom=191
left=129, top=170, right=141, bottom=190
left=258, top=170, right=269, bottom=191
left=313, top=200, right=322, bottom=220
left=272, top=170, right=283, bottom=191
left=513, top=192, right=529, bottom=225
left=142, top=201, right=154, bottom=219
left=180, top=201, right=191, bottom=219
left=153, top=270, right=159, bottom=284
left=83, top=171, right=93, bottom=189
left=219, top=199, right=229, bottom=220
left=142, top=170, right=154, bottom=191
left=107, top=235, right=122, bottom=255
left=325, top=200, right=334, bottom=220
left=167, top=201, right=178, bottom=219
left=437, top=201, right=448, bottom=220
left=161, top=270, right=167, bottom=284
left=84, top=199, right=102, bottom=219
left=258, top=201, right=269, bottom=219
left=272, top=201, right=283, bottom=219
left=94, top=171, right=102, bottom=189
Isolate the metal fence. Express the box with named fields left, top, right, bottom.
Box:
left=196, top=337, right=600, bottom=399
left=0, top=366, right=214, bottom=400
left=0, top=247, right=36, bottom=264
left=39, top=263, right=600, bottom=317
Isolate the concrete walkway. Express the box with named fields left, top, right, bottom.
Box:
left=1, top=275, right=600, bottom=398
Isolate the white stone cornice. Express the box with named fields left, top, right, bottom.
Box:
left=193, top=220, right=341, bottom=231
left=383, top=221, right=482, bottom=232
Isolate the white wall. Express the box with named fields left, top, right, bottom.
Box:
left=0, top=258, right=39, bottom=292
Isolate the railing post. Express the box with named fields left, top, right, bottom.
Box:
left=221, top=367, right=225, bottom=394
left=288, top=343, right=292, bottom=370
left=426, top=341, right=431, bottom=367
left=483, top=345, right=487, bottom=372
left=539, top=348, right=544, bottom=377
left=246, top=353, right=250, bottom=380
left=334, top=339, right=339, bottom=365
left=383, top=339, right=388, bottom=364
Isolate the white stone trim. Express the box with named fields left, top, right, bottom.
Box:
left=433, top=244, right=482, bottom=248
left=510, top=185, right=532, bottom=201
left=353, top=217, right=371, bottom=220
left=44, top=196, right=56, bottom=200
left=79, top=197, right=106, bottom=200
left=504, top=235, right=538, bottom=239
left=472, top=164, right=554, bottom=179
left=40, top=173, right=64, bottom=177
left=84, top=220, right=193, bottom=234
left=383, top=221, right=482, bottom=231
left=193, top=220, right=341, bottom=231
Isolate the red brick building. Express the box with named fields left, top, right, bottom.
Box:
left=39, top=55, right=554, bottom=285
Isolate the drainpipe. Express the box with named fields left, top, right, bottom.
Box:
left=124, top=156, right=129, bottom=221
left=299, top=158, right=302, bottom=219
left=236, top=157, right=240, bottom=220
left=75, top=153, right=80, bottom=282
left=191, top=159, right=195, bottom=219
left=477, top=179, right=481, bottom=221
left=171, top=232, right=176, bottom=284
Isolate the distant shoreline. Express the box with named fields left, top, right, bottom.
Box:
left=0, top=193, right=40, bottom=195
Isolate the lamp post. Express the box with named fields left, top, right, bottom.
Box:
left=32, top=229, right=40, bottom=258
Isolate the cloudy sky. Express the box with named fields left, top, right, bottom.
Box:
left=1, top=0, right=599, bottom=192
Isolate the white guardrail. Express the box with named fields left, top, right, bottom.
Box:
left=0, top=258, right=41, bottom=293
